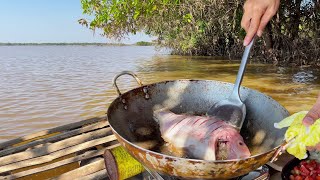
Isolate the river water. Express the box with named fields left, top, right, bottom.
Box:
left=0, top=45, right=319, bottom=142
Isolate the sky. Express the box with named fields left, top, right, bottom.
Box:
left=0, top=0, right=154, bottom=44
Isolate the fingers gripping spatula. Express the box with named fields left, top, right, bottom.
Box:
left=207, top=37, right=255, bottom=131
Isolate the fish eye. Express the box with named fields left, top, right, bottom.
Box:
left=239, top=142, right=243, bottom=146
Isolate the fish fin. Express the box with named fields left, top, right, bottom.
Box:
left=152, top=104, right=168, bottom=112
left=152, top=104, right=170, bottom=123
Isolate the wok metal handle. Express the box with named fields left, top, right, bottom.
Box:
left=113, top=71, right=143, bottom=96
left=270, top=145, right=285, bottom=163
left=270, top=138, right=295, bottom=163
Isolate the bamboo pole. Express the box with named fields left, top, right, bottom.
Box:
left=2, top=144, right=120, bottom=179
left=51, top=159, right=106, bottom=180
left=0, top=135, right=117, bottom=173
left=78, top=169, right=108, bottom=180
left=0, top=121, right=109, bottom=157
left=0, top=116, right=107, bottom=150
left=0, top=127, right=112, bottom=166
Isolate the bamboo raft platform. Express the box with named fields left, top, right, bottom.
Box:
left=0, top=115, right=294, bottom=180
left=0, top=116, right=121, bottom=180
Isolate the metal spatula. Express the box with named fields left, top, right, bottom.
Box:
left=207, top=37, right=255, bottom=131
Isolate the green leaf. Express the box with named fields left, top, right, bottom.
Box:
left=133, top=10, right=140, bottom=20
left=183, top=13, right=193, bottom=23
left=152, top=5, right=157, bottom=11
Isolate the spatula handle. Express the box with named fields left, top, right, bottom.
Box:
left=232, top=37, right=256, bottom=98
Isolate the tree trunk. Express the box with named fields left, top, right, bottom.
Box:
left=313, top=0, right=320, bottom=38
left=291, top=0, right=302, bottom=39
left=264, top=23, right=274, bottom=52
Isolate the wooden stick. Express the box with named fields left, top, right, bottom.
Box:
left=0, top=135, right=117, bottom=173
left=52, top=159, right=106, bottom=180
left=0, top=116, right=107, bottom=150
left=0, top=121, right=109, bottom=157
left=78, top=169, right=109, bottom=180
left=2, top=144, right=120, bottom=179
left=0, top=127, right=112, bottom=166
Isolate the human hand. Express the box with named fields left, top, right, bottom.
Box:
left=241, top=0, right=280, bottom=46
left=303, top=94, right=320, bottom=126
left=303, top=94, right=320, bottom=151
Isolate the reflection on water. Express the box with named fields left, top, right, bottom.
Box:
left=0, top=46, right=319, bottom=142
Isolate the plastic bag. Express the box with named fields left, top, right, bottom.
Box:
left=274, top=111, right=320, bottom=160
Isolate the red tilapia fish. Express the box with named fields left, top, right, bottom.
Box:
left=153, top=108, right=251, bottom=160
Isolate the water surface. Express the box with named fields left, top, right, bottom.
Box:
left=0, top=45, right=319, bottom=142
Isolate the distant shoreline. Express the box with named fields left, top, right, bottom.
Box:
left=0, top=41, right=154, bottom=46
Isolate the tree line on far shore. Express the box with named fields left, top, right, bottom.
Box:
left=0, top=42, right=154, bottom=46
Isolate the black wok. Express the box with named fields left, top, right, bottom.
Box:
left=107, top=71, right=289, bottom=179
